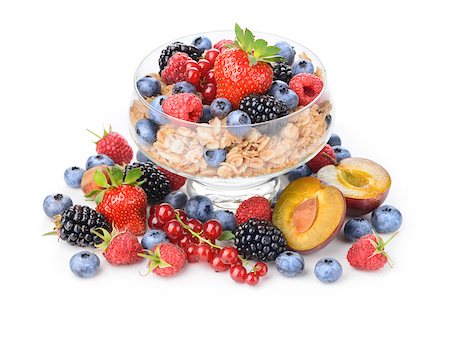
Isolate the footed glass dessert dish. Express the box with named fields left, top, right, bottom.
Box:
left=129, top=29, right=333, bottom=210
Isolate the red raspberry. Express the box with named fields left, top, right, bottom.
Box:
left=157, top=166, right=186, bottom=190
left=142, top=243, right=187, bottom=277
left=306, top=144, right=336, bottom=173
left=162, top=93, right=203, bottom=122
left=90, top=127, right=133, bottom=165
left=289, top=73, right=324, bottom=106
left=94, top=229, right=144, bottom=266
left=214, top=39, right=235, bottom=52
left=161, top=52, right=190, bottom=85
left=347, top=233, right=398, bottom=271
left=235, top=196, right=272, bottom=225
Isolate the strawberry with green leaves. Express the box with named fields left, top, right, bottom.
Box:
left=86, top=165, right=148, bottom=236
left=214, top=24, right=284, bottom=108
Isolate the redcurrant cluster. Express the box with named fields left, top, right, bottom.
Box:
left=148, top=203, right=268, bottom=286
left=183, top=48, right=220, bottom=104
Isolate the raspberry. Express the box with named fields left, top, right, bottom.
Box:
left=90, top=127, right=133, bottom=165
left=157, top=166, right=187, bottom=191
left=306, top=144, right=336, bottom=173
left=143, top=243, right=187, bottom=277
left=289, top=73, right=324, bottom=106
left=161, top=52, right=190, bottom=85
left=162, top=93, right=203, bottom=122
left=235, top=196, right=272, bottom=225
left=347, top=233, right=398, bottom=271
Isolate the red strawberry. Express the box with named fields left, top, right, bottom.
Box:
left=214, top=39, right=234, bottom=52
left=88, top=127, right=133, bottom=165
left=140, top=243, right=186, bottom=277
left=93, top=228, right=143, bottom=265
left=214, top=24, right=283, bottom=108
left=161, top=52, right=190, bottom=85
left=162, top=93, right=203, bottom=122
left=235, top=196, right=272, bottom=225
left=86, top=166, right=148, bottom=235
left=347, top=232, right=398, bottom=271
left=289, top=73, right=324, bottom=106
left=157, top=166, right=186, bottom=190
left=306, top=144, right=336, bottom=173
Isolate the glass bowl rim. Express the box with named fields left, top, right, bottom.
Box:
left=132, top=29, right=329, bottom=129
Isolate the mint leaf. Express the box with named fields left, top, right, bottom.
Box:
left=218, top=230, right=235, bottom=241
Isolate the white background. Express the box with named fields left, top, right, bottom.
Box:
left=1, top=0, right=449, bottom=345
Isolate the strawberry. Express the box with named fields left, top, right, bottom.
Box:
left=306, top=144, right=336, bottom=173
left=139, top=243, right=186, bottom=277
left=214, top=24, right=283, bottom=108
left=347, top=232, right=398, bottom=271
left=161, top=52, right=190, bottom=85
left=86, top=165, right=147, bottom=235
left=157, top=166, right=186, bottom=190
left=235, top=196, right=272, bottom=225
left=93, top=228, right=143, bottom=265
left=88, top=126, right=133, bottom=165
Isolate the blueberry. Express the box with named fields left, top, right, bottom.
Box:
left=70, top=251, right=100, bottom=278
left=286, top=164, right=312, bottom=182
left=149, top=95, right=169, bottom=125
left=314, top=258, right=342, bottom=283
left=275, top=41, right=296, bottom=65
left=275, top=251, right=305, bottom=277
left=136, top=76, right=161, bottom=98
left=200, top=105, right=213, bottom=123
left=344, top=218, right=372, bottom=242
left=43, top=193, right=73, bottom=218
left=141, top=229, right=169, bottom=250
left=192, top=36, right=212, bottom=54
left=226, top=110, right=252, bottom=136
left=212, top=210, right=237, bottom=232
left=203, top=148, right=227, bottom=168
left=136, top=149, right=151, bottom=163
left=135, top=119, right=159, bottom=145
left=210, top=98, right=232, bottom=119
left=333, top=146, right=351, bottom=162
left=172, top=81, right=196, bottom=94
left=327, top=133, right=341, bottom=147
left=86, top=154, right=114, bottom=170
left=64, top=166, right=85, bottom=188
left=185, top=195, right=214, bottom=222
left=268, top=80, right=299, bottom=111
left=164, top=191, right=188, bottom=209
left=292, top=59, right=315, bottom=75
left=371, top=205, right=402, bottom=233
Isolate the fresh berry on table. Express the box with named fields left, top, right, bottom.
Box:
left=88, top=127, right=133, bottom=165
left=371, top=205, right=402, bottom=233
left=333, top=146, right=351, bottom=162
left=212, top=210, right=238, bottom=232
left=286, top=164, right=312, bottom=182
left=314, top=258, right=343, bottom=283
left=306, top=144, right=336, bottom=173
left=327, top=133, right=341, bottom=147
left=140, top=243, right=187, bottom=277
left=235, top=196, right=272, bottom=224
left=164, top=191, right=188, bottom=209
left=69, top=251, right=100, bottom=278
left=64, top=166, right=85, bottom=188
left=85, top=154, right=114, bottom=170
left=344, top=218, right=372, bottom=242
left=275, top=251, right=305, bottom=277
left=141, top=229, right=169, bottom=250
left=43, top=193, right=73, bottom=218
left=157, top=166, right=186, bottom=191
left=184, top=195, right=214, bottom=222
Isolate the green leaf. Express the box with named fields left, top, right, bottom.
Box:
left=93, top=169, right=109, bottom=188
left=218, top=230, right=235, bottom=241
left=244, top=28, right=254, bottom=52
left=108, top=166, right=124, bottom=186
left=248, top=55, right=257, bottom=66
left=235, top=23, right=245, bottom=47
left=42, top=231, right=58, bottom=236
left=95, top=190, right=106, bottom=205
left=253, top=39, right=268, bottom=58
left=124, top=168, right=142, bottom=185
left=265, top=45, right=281, bottom=57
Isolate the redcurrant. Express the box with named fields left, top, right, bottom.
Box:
left=202, top=83, right=216, bottom=104
left=175, top=209, right=189, bottom=224
left=204, top=48, right=220, bottom=64
left=155, top=203, right=175, bottom=224
left=203, top=219, right=222, bottom=240
left=186, top=245, right=199, bottom=263
left=185, top=68, right=201, bottom=84
left=187, top=219, right=203, bottom=234
left=197, top=59, right=212, bottom=76
left=148, top=215, right=165, bottom=229
left=219, top=246, right=238, bottom=265
left=209, top=255, right=230, bottom=272
left=163, top=220, right=183, bottom=241
left=230, top=265, right=247, bottom=283
left=195, top=244, right=213, bottom=262
left=254, top=262, right=268, bottom=277
left=246, top=272, right=259, bottom=286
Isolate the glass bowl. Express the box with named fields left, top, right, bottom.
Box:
left=129, top=30, right=334, bottom=210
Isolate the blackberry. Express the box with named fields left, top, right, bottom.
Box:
left=57, top=205, right=111, bottom=247
left=234, top=219, right=286, bottom=262
left=272, top=61, right=293, bottom=83
left=124, top=162, right=171, bottom=204
left=239, top=95, right=288, bottom=124
left=158, top=42, right=201, bottom=72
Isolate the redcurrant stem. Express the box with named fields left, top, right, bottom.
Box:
left=174, top=212, right=256, bottom=268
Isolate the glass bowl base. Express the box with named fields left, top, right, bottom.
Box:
left=186, top=177, right=281, bottom=211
